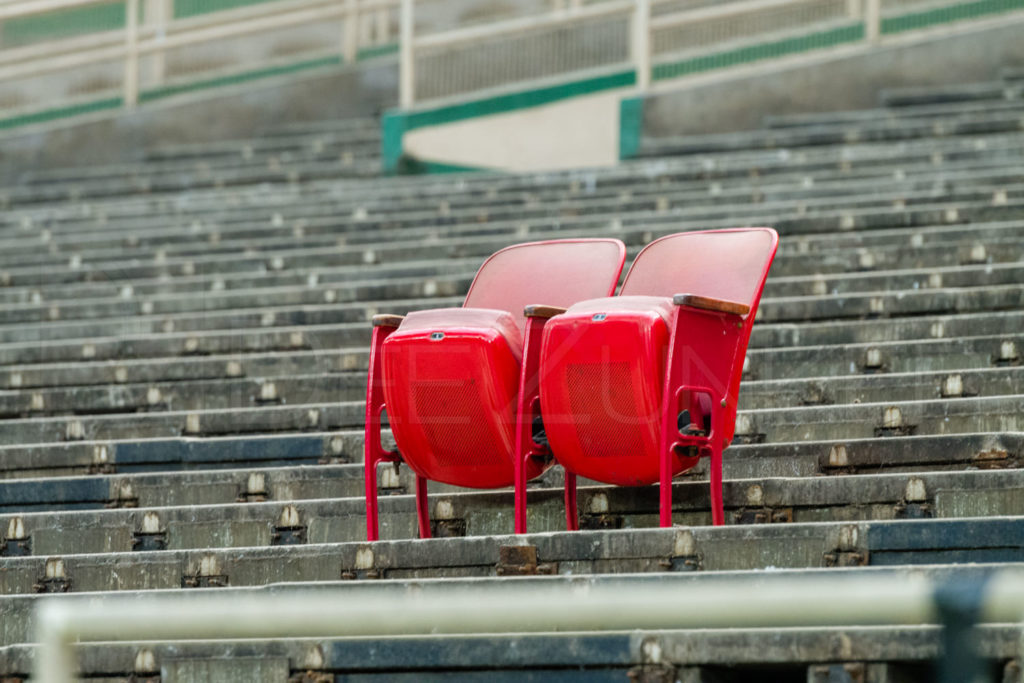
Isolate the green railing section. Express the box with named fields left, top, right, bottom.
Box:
left=174, top=0, right=281, bottom=19
left=881, top=0, right=1024, bottom=32
left=652, top=22, right=864, bottom=81
left=0, top=44, right=396, bottom=132
left=0, top=0, right=294, bottom=48
left=0, top=97, right=123, bottom=131
left=1, top=0, right=1022, bottom=138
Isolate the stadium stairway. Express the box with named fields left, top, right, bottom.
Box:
left=2, top=71, right=1024, bottom=681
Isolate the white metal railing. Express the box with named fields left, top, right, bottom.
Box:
left=32, top=571, right=1024, bottom=682
left=397, top=0, right=1024, bottom=107
left=0, top=0, right=1018, bottom=128
left=0, top=0, right=398, bottom=120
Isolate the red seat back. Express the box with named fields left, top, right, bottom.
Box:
left=622, top=228, right=778, bottom=446
left=464, top=239, right=628, bottom=331
left=620, top=228, right=778, bottom=303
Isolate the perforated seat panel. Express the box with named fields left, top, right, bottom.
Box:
left=540, top=296, right=682, bottom=485
left=382, top=308, right=524, bottom=488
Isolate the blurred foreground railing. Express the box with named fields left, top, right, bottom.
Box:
left=33, top=570, right=1024, bottom=682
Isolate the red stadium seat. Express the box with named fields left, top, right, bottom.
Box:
left=364, top=239, right=626, bottom=540
left=538, top=228, right=778, bottom=528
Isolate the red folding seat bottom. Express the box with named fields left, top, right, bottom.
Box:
left=382, top=307, right=547, bottom=489
left=539, top=296, right=699, bottom=486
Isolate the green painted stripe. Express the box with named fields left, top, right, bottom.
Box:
left=139, top=55, right=343, bottom=103
left=0, top=97, right=122, bottom=131
left=174, top=0, right=280, bottom=19
left=618, top=96, right=644, bottom=161
left=882, top=0, right=1024, bottom=33
left=395, top=158, right=486, bottom=175
left=357, top=42, right=400, bottom=61
left=381, top=68, right=637, bottom=174
left=653, top=23, right=864, bottom=82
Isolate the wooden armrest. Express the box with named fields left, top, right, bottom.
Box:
left=673, top=294, right=750, bottom=316
left=524, top=305, right=567, bottom=319
left=372, top=314, right=405, bottom=328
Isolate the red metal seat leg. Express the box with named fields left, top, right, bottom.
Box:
left=415, top=475, right=432, bottom=539
left=564, top=472, right=579, bottom=531
left=365, top=455, right=381, bottom=541
left=709, top=442, right=725, bottom=526
left=364, top=321, right=400, bottom=542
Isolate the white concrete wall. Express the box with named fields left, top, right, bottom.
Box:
left=403, top=88, right=630, bottom=172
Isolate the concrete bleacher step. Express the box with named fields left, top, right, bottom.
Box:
left=7, top=152, right=1021, bottom=238
left=0, top=286, right=1018, bottom=370
left=3, top=467, right=1024, bottom=557
left=2, top=212, right=1020, bottom=311
left=4, top=324, right=1015, bottom=394
left=2, top=357, right=1022, bottom=423
left=6, top=127, right=1023, bottom=215
left=6, top=194, right=1024, bottom=296
left=0, top=423, right=1018, bottom=483
left=763, top=97, right=1024, bottom=129
left=0, top=373, right=365, bottom=417
left=742, top=366, right=1024, bottom=409
left=639, top=110, right=1024, bottom=156
left=2, top=518, right=1024, bottom=595
left=0, top=567, right=1021, bottom=681
left=3, top=249, right=1023, bottom=327
left=6, top=171, right=1018, bottom=260
left=2, top=169, right=1018, bottom=262
left=16, top=141, right=380, bottom=194
left=879, top=80, right=1022, bottom=107
left=0, top=432, right=350, bottom=480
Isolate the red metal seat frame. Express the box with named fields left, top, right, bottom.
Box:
left=364, top=239, right=626, bottom=541
left=539, top=228, right=778, bottom=528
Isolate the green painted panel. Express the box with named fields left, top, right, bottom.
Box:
left=652, top=23, right=864, bottom=82
left=882, top=0, right=1024, bottom=33
left=0, top=97, right=122, bottom=131
left=618, top=95, right=644, bottom=161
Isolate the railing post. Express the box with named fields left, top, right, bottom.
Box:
left=375, top=8, right=389, bottom=45
left=399, top=0, right=414, bottom=107
left=632, top=0, right=651, bottom=90
left=846, top=0, right=862, bottom=18
left=865, top=0, right=881, bottom=43
left=360, top=7, right=374, bottom=46
left=143, top=0, right=169, bottom=87
left=124, top=0, right=139, bottom=108
left=343, top=0, right=359, bottom=64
